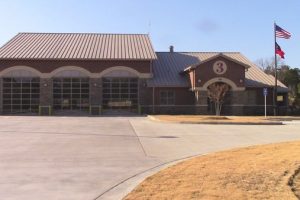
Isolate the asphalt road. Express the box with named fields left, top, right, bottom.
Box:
left=0, top=116, right=299, bottom=200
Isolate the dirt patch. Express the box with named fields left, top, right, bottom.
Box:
left=124, top=141, right=300, bottom=200
left=150, top=115, right=279, bottom=124
left=201, top=116, right=229, bottom=120
left=268, top=116, right=300, bottom=121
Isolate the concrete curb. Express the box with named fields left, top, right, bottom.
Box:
left=147, top=115, right=283, bottom=125
left=95, top=153, right=209, bottom=200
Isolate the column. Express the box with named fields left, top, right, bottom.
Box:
left=89, top=78, right=102, bottom=115
left=39, top=78, right=53, bottom=115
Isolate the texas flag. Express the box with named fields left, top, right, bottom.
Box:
left=275, top=42, right=285, bottom=59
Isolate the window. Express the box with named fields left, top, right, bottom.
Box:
left=277, top=95, right=284, bottom=102
left=160, top=90, right=175, bottom=105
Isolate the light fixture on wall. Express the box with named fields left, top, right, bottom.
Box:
left=198, top=79, right=201, bottom=83
left=43, top=83, right=48, bottom=87
left=93, top=83, right=97, bottom=87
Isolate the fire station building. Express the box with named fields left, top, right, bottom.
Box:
left=0, top=33, right=288, bottom=115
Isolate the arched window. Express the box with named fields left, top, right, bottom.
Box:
left=2, top=68, right=40, bottom=114
left=3, top=69, right=39, bottom=77
left=103, top=69, right=138, bottom=78
left=53, top=70, right=89, bottom=78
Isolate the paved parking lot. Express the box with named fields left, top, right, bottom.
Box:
left=0, top=116, right=300, bottom=200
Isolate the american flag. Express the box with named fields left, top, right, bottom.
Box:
left=275, top=25, right=291, bottom=39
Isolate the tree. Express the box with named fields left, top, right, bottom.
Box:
left=255, top=57, right=285, bottom=76
left=207, top=82, right=230, bottom=116
left=256, top=57, right=300, bottom=112
left=282, top=68, right=299, bottom=95
left=281, top=68, right=300, bottom=110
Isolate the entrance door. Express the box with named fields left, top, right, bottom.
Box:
left=53, top=78, right=89, bottom=112
left=2, top=77, right=40, bottom=114
left=102, top=78, right=138, bottom=113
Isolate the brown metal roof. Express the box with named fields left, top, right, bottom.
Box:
left=149, top=52, right=287, bottom=92
left=0, top=33, right=157, bottom=60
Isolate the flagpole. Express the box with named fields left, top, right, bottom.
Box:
left=273, top=22, right=278, bottom=116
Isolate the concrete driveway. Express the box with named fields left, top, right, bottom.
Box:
left=0, top=116, right=300, bottom=200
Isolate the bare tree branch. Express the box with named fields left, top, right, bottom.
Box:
left=207, top=83, right=230, bottom=116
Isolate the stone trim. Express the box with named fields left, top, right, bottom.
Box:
left=98, top=66, right=152, bottom=78
left=0, top=66, right=43, bottom=77
left=194, top=77, right=245, bottom=91
left=0, top=65, right=152, bottom=79
left=49, top=66, right=92, bottom=78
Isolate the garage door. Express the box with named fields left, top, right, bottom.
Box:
left=102, top=78, right=138, bottom=112
left=53, top=78, right=89, bottom=111
left=2, top=77, right=40, bottom=114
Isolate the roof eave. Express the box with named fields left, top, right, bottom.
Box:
left=0, top=57, right=157, bottom=61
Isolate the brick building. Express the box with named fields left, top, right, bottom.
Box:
left=0, top=33, right=288, bottom=115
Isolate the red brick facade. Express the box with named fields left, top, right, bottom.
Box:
left=0, top=55, right=288, bottom=116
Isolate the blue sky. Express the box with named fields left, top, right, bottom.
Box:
left=0, top=0, right=299, bottom=67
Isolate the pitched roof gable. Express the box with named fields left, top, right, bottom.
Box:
left=184, top=53, right=251, bottom=72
